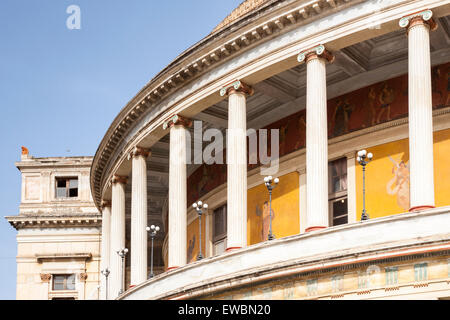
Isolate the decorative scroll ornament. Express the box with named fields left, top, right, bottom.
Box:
left=127, top=146, right=150, bottom=160
left=297, top=44, right=334, bottom=63
left=79, top=273, right=88, bottom=282
left=40, top=273, right=51, bottom=282
left=219, top=80, right=254, bottom=97
left=162, top=114, right=192, bottom=130
left=111, top=175, right=128, bottom=185
left=399, top=9, right=437, bottom=31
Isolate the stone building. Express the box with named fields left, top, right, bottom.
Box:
left=7, top=0, right=450, bottom=300
left=6, top=148, right=101, bottom=300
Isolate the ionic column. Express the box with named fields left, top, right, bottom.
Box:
left=163, top=115, right=191, bottom=270
left=100, top=201, right=111, bottom=300
left=110, top=175, right=127, bottom=298
left=129, top=147, right=150, bottom=286
left=346, top=152, right=357, bottom=223
left=297, top=167, right=307, bottom=233
left=220, top=80, right=253, bottom=251
left=298, top=45, right=334, bottom=232
left=399, top=10, right=437, bottom=211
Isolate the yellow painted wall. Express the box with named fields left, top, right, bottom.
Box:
left=356, top=128, right=450, bottom=220
left=247, top=172, right=299, bottom=245
left=186, top=214, right=207, bottom=263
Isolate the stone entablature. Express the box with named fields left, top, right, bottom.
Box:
left=6, top=215, right=102, bottom=230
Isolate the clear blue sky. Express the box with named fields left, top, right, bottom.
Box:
left=0, top=0, right=242, bottom=300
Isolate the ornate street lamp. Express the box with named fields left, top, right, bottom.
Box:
left=116, top=248, right=128, bottom=295
left=146, top=224, right=160, bottom=279
left=264, top=176, right=279, bottom=240
left=357, top=149, right=373, bottom=221
left=100, top=268, right=110, bottom=300
left=192, top=201, right=208, bottom=260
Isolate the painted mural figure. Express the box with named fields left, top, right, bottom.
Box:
left=376, top=83, right=395, bottom=124
left=332, top=99, right=353, bottom=136
left=279, top=124, right=288, bottom=156
left=367, top=87, right=377, bottom=127
left=187, top=235, right=196, bottom=262
left=260, top=201, right=275, bottom=241
left=294, top=114, right=306, bottom=150
left=386, top=156, right=410, bottom=211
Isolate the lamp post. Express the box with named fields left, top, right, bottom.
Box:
left=357, top=149, right=373, bottom=221
left=146, top=225, right=160, bottom=279
left=116, top=248, right=128, bottom=295
left=192, top=201, right=208, bottom=260
left=100, top=268, right=110, bottom=300
left=264, top=176, right=279, bottom=240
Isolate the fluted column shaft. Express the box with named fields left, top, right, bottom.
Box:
left=305, top=54, right=330, bottom=232
left=405, top=16, right=436, bottom=211
left=100, top=203, right=111, bottom=299
left=110, top=176, right=127, bottom=298
left=130, top=148, right=149, bottom=285
left=168, top=124, right=188, bottom=269
left=227, top=91, right=248, bottom=250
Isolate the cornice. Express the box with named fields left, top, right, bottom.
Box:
left=36, top=253, right=92, bottom=263
left=5, top=214, right=102, bottom=230
left=90, top=0, right=359, bottom=208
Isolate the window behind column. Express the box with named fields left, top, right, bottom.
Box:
left=328, top=158, right=348, bottom=226
left=213, top=205, right=227, bottom=255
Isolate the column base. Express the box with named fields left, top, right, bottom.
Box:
left=305, top=226, right=327, bottom=232
left=409, top=205, right=435, bottom=212
left=167, top=266, right=179, bottom=271
left=226, top=247, right=242, bottom=252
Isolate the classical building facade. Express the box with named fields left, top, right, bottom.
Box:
left=6, top=148, right=101, bottom=300
left=8, top=0, right=450, bottom=300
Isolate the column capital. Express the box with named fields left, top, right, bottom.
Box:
left=128, top=146, right=150, bottom=160
left=112, top=175, right=128, bottom=185
left=345, top=151, right=357, bottom=160
left=399, top=9, right=437, bottom=32
left=297, top=44, right=334, bottom=64
left=220, top=80, right=254, bottom=97
left=40, top=273, right=51, bottom=283
left=163, top=114, right=192, bottom=130
left=101, top=200, right=111, bottom=209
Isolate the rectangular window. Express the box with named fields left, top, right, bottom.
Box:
left=385, top=267, right=399, bottom=286
left=328, top=158, right=348, bottom=226
left=414, top=263, right=428, bottom=282
left=56, top=177, right=78, bottom=198
left=213, top=205, right=227, bottom=255
left=52, top=274, right=76, bottom=291
left=331, top=275, right=344, bottom=293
